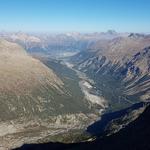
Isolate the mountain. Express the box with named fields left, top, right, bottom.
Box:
left=0, top=39, right=63, bottom=120
left=87, top=102, right=146, bottom=137
left=14, top=102, right=150, bottom=150
left=0, top=39, right=94, bottom=149
left=70, top=33, right=150, bottom=110
left=1, top=32, right=150, bottom=149
left=0, top=31, right=125, bottom=58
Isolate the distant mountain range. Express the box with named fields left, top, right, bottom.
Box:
left=0, top=30, right=127, bottom=57
left=0, top=39, right=64, bottom=120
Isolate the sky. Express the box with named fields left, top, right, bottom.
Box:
left=0, top=0, right=150, bottom=33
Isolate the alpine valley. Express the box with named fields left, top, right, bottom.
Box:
left=0, top=31, right=150, bottom=150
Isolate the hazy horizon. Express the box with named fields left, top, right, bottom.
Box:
left=0, top=29, right=149, bottom=34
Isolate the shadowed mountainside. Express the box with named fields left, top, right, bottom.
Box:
left=14, top=103, right=150, bottom=150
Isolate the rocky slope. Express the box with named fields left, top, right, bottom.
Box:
left=0, top=31, right=124, bottom=57
left=87, top=102, right=147, bottom=137
left=0, top=39, right=64, bottom=120
left=0, top=39, right=95, bottom=149
left=1, top=32, right=150, bottom=149
left=71, top=33, right=150, bottom=110
left=14, top=102, right=150, bottom=150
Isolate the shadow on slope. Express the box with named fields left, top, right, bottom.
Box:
left=14, top=102, right=150, bottom=150
left=86, top=102, right=145, bottom=136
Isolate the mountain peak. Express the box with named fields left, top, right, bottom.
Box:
left=106, top=30, right=117, bottom=34
left=128, top=33, right=145, bottom=38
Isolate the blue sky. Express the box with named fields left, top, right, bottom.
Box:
left=0, top=0, right=150, bottom=32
